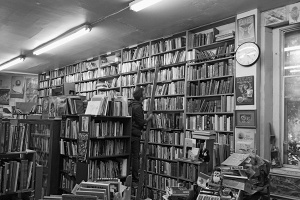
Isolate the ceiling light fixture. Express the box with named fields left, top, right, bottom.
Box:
left=0, top=56, right=25, bottom=71
left=129, top=0, right=162, bottom=12
left=33, top=24, right=92, bottom=55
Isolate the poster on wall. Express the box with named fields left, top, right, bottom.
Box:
left=288, top=2, right=300, bottom=24
left=235, top=76, right=254, bottom=105
left=11, top=76, right=25, bottom=99
left=264, top=6, right=288, bottom=27
left=235, top=128, right=256, bottom=154
left=0, top=75, right=11, bottom=89
left=25, top=77, right=38, bottom=103
left=0, top=89, right=10, bottom=105
left=237, top=15, right=255, bottom=45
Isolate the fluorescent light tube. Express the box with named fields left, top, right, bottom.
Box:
left=284, top=46, right=300, bottom=52
left=0, top=57, right=25, bottom=71
left=130, top=0, right=162, bottom=12
left=284, top=65, right=300, bottom=69
left=33, top=25, right=91, bottom=55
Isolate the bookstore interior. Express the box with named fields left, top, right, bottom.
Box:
left=1, top=0, right=300, bottom=200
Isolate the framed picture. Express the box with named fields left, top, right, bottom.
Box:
left=235, top=76, right=254, bottom=105
left=235, top=128, right=256, bottom=154
left=235, top=110, right=256, bottom=128
left=80, top=115, right=90, bottom=133
left=237, top=15, right=255, bottom=45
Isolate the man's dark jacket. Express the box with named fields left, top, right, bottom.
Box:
left=129, top=100, right=147, bottom=137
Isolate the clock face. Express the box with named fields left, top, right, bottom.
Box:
left=236, top=42, right=260, bottom=66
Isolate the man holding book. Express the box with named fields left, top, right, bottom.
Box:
left=129, top=87, right=153, bottom=186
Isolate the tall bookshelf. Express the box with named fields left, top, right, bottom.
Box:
left=0, top=119, right=36, bottom=200
left=185, top=17, right=236, bottom=166
left=59, top=115, right=79, bottom=193
left=22, top=119, right=61, bottom=198
left=75, top=115, right=132, bottom=184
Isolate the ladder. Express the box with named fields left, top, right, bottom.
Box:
left=135, top=63, right=160, bottom=200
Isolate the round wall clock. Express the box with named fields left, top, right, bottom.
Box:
left=236, top=42, right=260, bottom=67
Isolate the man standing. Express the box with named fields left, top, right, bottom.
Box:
left=129, top=87, right=153, bottom=186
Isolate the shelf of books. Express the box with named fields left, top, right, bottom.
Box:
left=185, top=16, right=236, bottom=167
left=59, top=115, right=79, bottom=193
left=74, top=114, right=132, bottom=187
left=19, top=119, right=61, bottom=198
left=97, top=50, right=122, bottom=97
left=121, top=42, right=150, bottom=99
left=0, top=119, right=36, bottom=199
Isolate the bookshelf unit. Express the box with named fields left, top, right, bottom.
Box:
left=22, top=119, right=61, bottom=198
left=75, top=115, right=132, bottom=185
left=185, top=17, right=236, bottom=166
left=0, top=119, right=36, bottom=200
left=59, top=115, right=79, bottom=194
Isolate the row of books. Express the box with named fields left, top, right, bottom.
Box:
left=87, top=159, right=127, bottom=180
left=123, top=45, right=150, bottom=61
left=85, top=96, right=128, bottom=116
left=186, top=115, right=233, bottom=131
left=154, top=50, right=186, bottom=66
left=148, top=130, right=185, bottom=146
left=89, top=120, right=124, bottom=137
left=158, top=65, right=185, bottom=80
left=187, top=59, right=234, bottom=80
left=151, top=113, right=184, bottom=130
left=0, top=123, right=29, bottom=153
left=61, top=119, right=79, bottom=139
left=0, top=159, right=33, bottom=194
left=39, top=80, right=49, bottom=88
left=147, top=174, right=178, bottom=191
left=154, top=81, right=185, bottom=96
left=216, top=133, right=234, bottom=151
left=65, top=69, right=99, bottom=83
left=214, top=143, right=231, bottom=167
left=65, top=61, right=99, bottom=75
left=148, top=145, right=183, bottom=160
left=215, top=30, right=235, bottom=42
left=187, top=77, right=234, bottom=96
left=99, top=65, right=119, bottom=77
left=60, top=174, right=75, bottom=192
left=60, top=140, right=77, bottom=156
left=50, top=68, right=65, bottom=79
left=186, top=96, right=234, bottom=113
left=121, top=88, right=134, bottom=99
left=178, top=162, right=199, bottom=181
left=39, top=73, right=49, bottom=81
left=35, top=152, right=48, bottom=167
left=51, top=77, right=64, bottom=86
left=151, top=37, right=186, bottom=55
left=75, top=81, right=97, bottom=92
left=147, top=160, right=177, bottom=177
left=150, top=97, right=184, bottom=111
left=187, top=43, right=234, bottom=61
left=62, top=157, right=76, bottom=175
left=30, top=136, right=50, bottom=153
left=120, top=74, right=136, bottom=86
left=120, top=60, right=142, bottom=73
left=89, top=140, right=127, bottom=157
left=189, top=27, right=220, bottom=48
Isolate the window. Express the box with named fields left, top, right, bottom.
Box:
left=283, top=29, right=300, bottom=166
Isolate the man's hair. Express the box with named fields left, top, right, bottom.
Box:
left=133, top=87, right=144, bottom=101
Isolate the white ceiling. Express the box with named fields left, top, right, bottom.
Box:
left=0, top=0, right=299, bottom=74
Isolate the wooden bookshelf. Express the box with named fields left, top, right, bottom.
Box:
left=19, top=119, right=61, bottom=198
left=74, top=115, right=132, bottom=185
left=0, top=119, right=37, bottom=199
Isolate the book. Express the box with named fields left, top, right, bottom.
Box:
left=79, top=182, right=110, bottom=200
left=85, top=101, right=101, bottom=115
